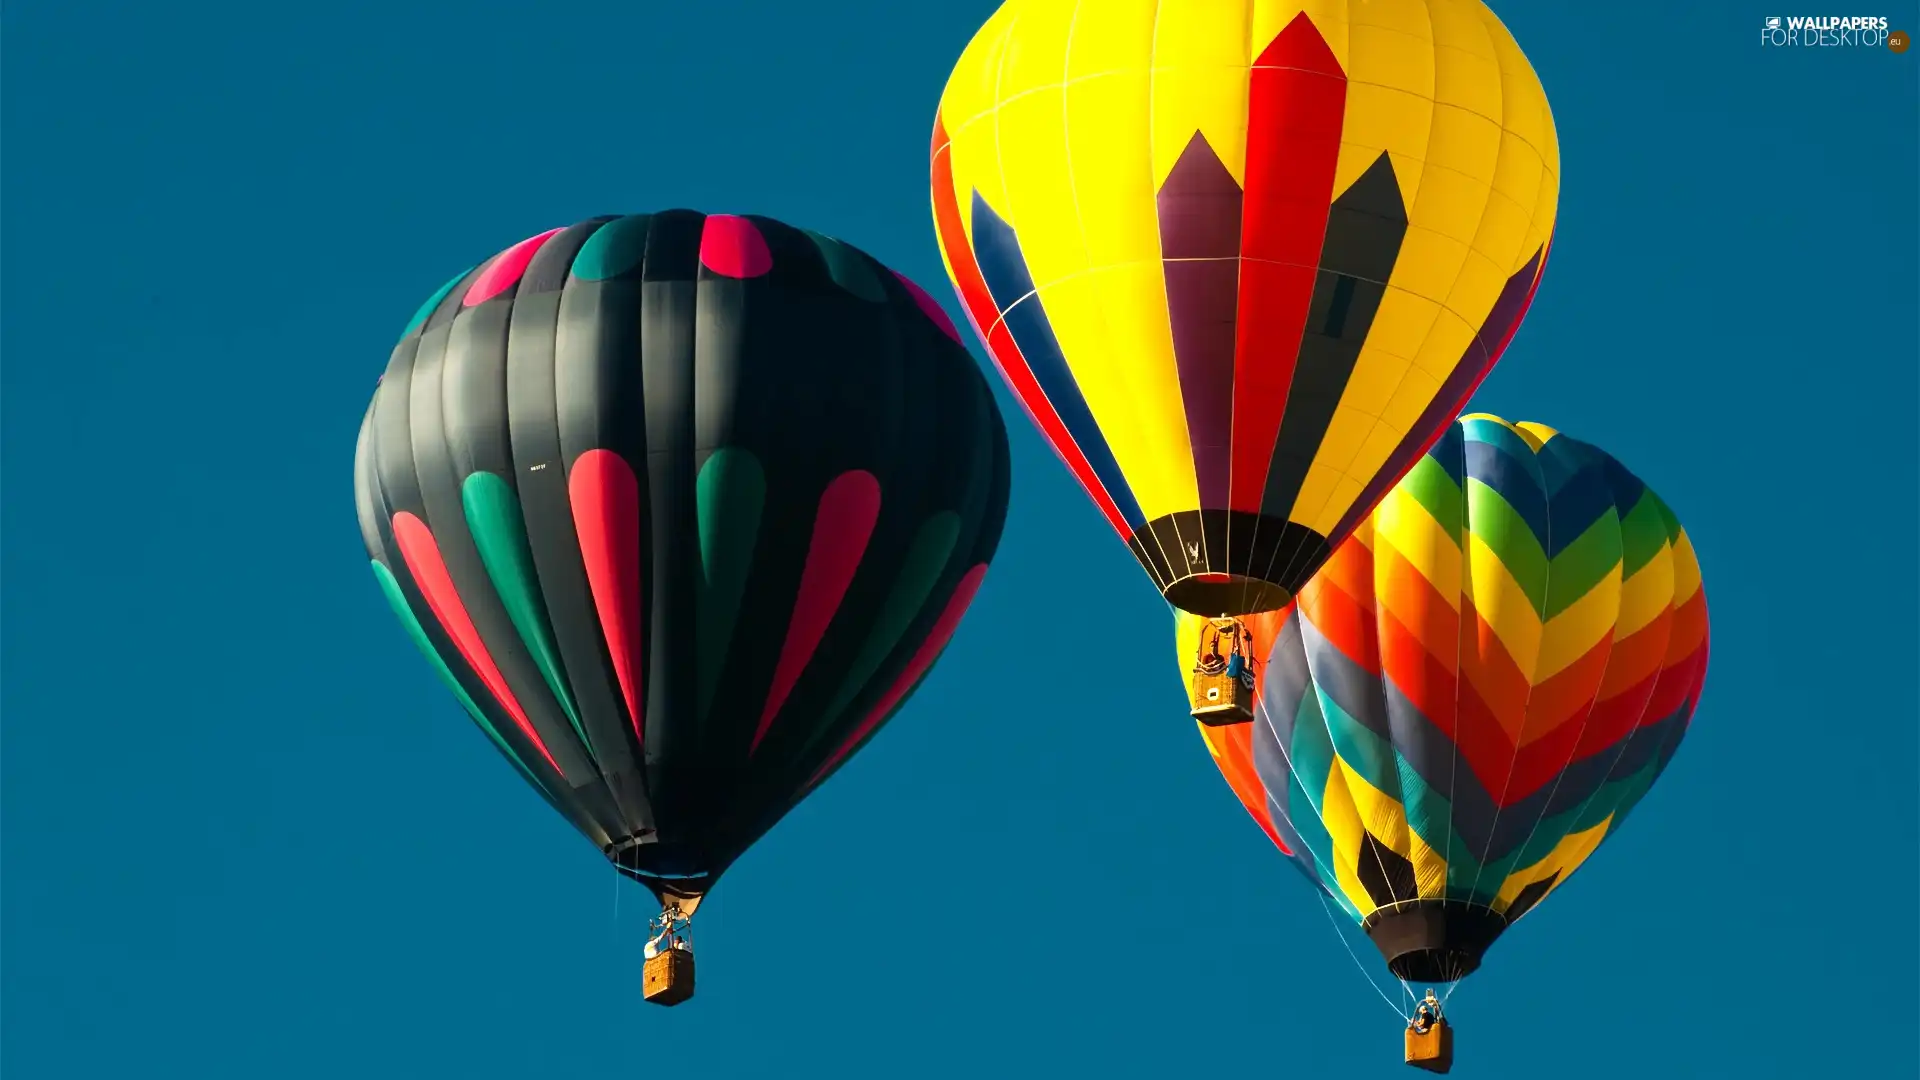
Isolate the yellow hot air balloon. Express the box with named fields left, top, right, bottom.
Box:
left=932, top=0, right=1560, bottom=617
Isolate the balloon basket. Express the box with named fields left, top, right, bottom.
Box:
left=643, top=948, right=696, bottom=1007
left=1189, top=670, right=1254, bottom=725
left=1404, top=1019, right=1453, bottom=1073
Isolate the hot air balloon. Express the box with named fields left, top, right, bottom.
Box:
left=354, top=211, right=1011, bottom=1005
left=932, top=0, right=1559, bottom=618
left=1176, top=415, right=1708, bottom=1072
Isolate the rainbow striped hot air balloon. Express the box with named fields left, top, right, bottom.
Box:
left=933, top=0, right=1559, bottom=618
left=1178, top=415, right=1709, bottom=985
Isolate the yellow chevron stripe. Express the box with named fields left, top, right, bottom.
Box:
left=1493, top=815, right=1610, bottom=914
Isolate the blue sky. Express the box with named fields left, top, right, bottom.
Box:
left=3, top=1, right=1914, bottom=1077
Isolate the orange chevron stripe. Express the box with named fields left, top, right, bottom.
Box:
left=1593, top=611, right=1674, bottom=705
left=1460, top=598, right=1533, bottom=743
left=1574, top=667, right=1661, bottom=762
left=1378, top=604, right=1458, bottom=731
left=1669, top=588, right=1709, bottom=659
left=1516, top=632, right=1617, bottom=749
left=1370, top=540, right=1461, bottom=677
left=1298, top=571, right=1379, bottom=676
left=1312, top=534, right=1379, bottom=616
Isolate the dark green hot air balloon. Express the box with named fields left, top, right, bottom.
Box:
left=353, top=210, right=1011, bottom=1004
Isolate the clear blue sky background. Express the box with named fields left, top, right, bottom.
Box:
left=4, top=2, right=1915, bottom=1077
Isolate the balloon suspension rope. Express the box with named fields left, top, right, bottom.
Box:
left=647, top=902, right=692, bottom=955
left=1314, top=890, right=1418, bottom=1021
left=1247, top=657, right=1460, bottom=1025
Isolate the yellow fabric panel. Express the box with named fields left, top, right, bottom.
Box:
left=1056, top=9, right=1182, bottom=519
left=1330, top=0, right=1436, bottom=207
left=1056, top=3, right=1204, bottom=523
left=1312, top=476, right=1371, bottom=537
left=1505, top=417, right=1557, bottom=449
left=1411, top=820, right=1450, bottom=898
left=1535, top=562, right=1623, bottom=683
left=1348, top=516, right=1378, bottom=553
left=1333, top=320, right=1427, bottom=418
left=1289, top=464, right=1346, bottom=531
left=1173, top=609, right=1204, bottom=689
left=938, top=0, right=1206, bottom=522
left=1493, top=815, right=1611, bottom=915
left=1296, top=0, right=1558, bottom=533
left=1406, top=300, right=1482, bottom=382
left=1463, top=489, right=1544, bottom=665
left=1485, top=6, right=1562, bottom=266
left=937, top=7, right=1018, bottom=250
left=1371, top=483, right=1465, bottom=615
left=1419, top=119, right=1503, bottom=246
left=1145, top=1, right=1251, bottom=187
left=1334, top=753, right=1449, bottom=900
left=1307, top=395, right=1382, bottom=473
left=1334, top=754, right=1412, bottom=865
left=1671, top=529, right=1704, bottom=603
left=1314, top=748, right=1381, bottom=917
left=1616, top=534, right=1676, bottom=639
left=1378, top=365, right=1449, bottom=434
left=1477, top=132, right=1549, bottom=270
left=989, top=0, right=1082, bottom=299
left=1461, top=523, right=1538, bottom=746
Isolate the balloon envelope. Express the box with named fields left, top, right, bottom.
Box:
left=934, top=0, right=1559, bottom=617
left=1177, top=415, right=1708, bottom=982
left=355, top=211, right=1011, bottom=911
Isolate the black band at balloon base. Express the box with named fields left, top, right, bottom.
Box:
left=1167, top=573, right=1295, bottom=618
left=1125, top=509, right=1331, bottom=617
left=608, top=835, right=719, bottom=917
left=1362, top=901, right=1509, bottom=983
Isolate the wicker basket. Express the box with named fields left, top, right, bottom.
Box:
left=1189, top=668, right=1255, bottom=725
left=1404, top=1019, right=1453, bottom=1074
left=642, top=947, right=696, bottom=1007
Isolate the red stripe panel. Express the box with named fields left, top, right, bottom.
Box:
left=570, top=449, right=646, bottom=745
left=1376, top=600, right=1460, bottom=744
left=1310, top=535, right=1378, bottom=617
left=463, top=228, right=564, bottom=307
left=930, top=114, right=1131, bottom=540
left=1229, top=14, right=1348, bottom=513
left=1518, top=631, right=1618, bottom=748
left=392, top=512, right=562, bottom=773
left=1589, top=607, right=1673, bottom=709
left=752, top=470, right=883, bottom=753
left=1370, top=546, right=1463, bottom=723
left=1296, top=548, right=1380, bottom=676
left=1452, top=600, right=1533, bottom=801
left=1575, top=667, right=1660, bottom=763
left=1504, top=635, right=1618, bottom=805
left=1641, top=589, right=1709, bottom=727
left=1566, top=612, right=1674, bottom=765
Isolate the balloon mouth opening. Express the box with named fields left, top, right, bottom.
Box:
left=1125, top=510, right=1329, bottom=616
left=1386, top=948, right=1484, bottom=984
left=1163, top=574, right=1293, bottom=617
left=1363, top=900, right=1508, bottom=984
